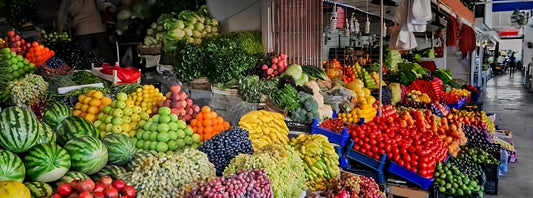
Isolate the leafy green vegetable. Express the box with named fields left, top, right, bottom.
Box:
left=271, top=84, right=300, bottom=111
left=238, top=76, right=278, bottom=103
left=368, top=63, right=381, bottom=73
left=397, top=63, right=428, bottom=85
left=170, top=41, right=206, bottom=81
left=72, top=71, right=109, bottom=87
left=290, top=92, right=319, bottom=123
left=435, top=69, right=453, bottom=83
left=385, top=50, right=403, bottom=72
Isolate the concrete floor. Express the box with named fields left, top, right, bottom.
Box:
left=482, top=72, right=533, bottom=198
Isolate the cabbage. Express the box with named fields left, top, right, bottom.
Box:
left=192, top=30, right=201, bottom=38
left=194, top=23, right=205, bottom=31
left=117, top=10, right=132, bottom=21
left=281, top=64, right=303, bottom=79
left=168, top=29, right=185, bottom=40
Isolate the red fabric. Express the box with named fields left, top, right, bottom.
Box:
left=100, top=63, right=141, bottom=83
left=446, top=16, right=458, bottom=46
left=419, top=61, right=437, bottom=72
left=458, top=25, right=476, bottom=57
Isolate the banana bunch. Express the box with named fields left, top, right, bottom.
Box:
left=290, top=134, right=340, bottom=191
left=481, top=112, right=495, bottom=132
left=239, top=110, right=290, bottom=149
left=494, top=138, right=514, bottom=152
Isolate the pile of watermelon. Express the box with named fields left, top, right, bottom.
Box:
left=0, top=104, right=136, bottom=197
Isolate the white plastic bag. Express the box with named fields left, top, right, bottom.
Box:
left=408, top=0, right=432, bottom=32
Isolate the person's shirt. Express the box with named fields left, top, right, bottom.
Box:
left=57, top=0, right=106, bottom=35
left=510, top=56, right=516, bottom=63
left=497, top=56, right=505, bottom=64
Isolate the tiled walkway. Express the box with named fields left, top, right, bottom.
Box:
left=483, top=72, right=533, bottom=197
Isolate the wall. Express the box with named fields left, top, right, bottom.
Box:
left=446, top=47, right=471, bottom=82
left=499, top=39, right=523, bottom=52
left=523, top=26, right=533, bottom=71
left=219, top=2, right=262, bottom=33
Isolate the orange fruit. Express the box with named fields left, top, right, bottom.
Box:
left=86, top=90, right=97, bottom=97
left=201, top=106, right=211, bottom=113
left=190, top=119, right=198, bottom=127
left=217, top=117, right=224, bottom=124
left=222, top=122, right=230, bottom=129
left=88, top=106, right=99, bottom=114
left=85, top=113, right=96, bottom=122
left=196, top=113, right=204, bottom=120
left=101, top=97, right=112, bottom=105
left=80, top=112, right=88, bottom=117
left=210, top=112, right=218, bottom=119
left=74, top=102, right=83, bottom=110
left=92, top=91, right=104, bottom=99
left=73, top=110, right=82, bottom=116
left=89, top=99, right=102, bottom=107
left=198, top=127, right=204, bottom=135
left=83, top=97, right=92, bottom=104
left=203, top=120, right=212, bottom=127
left=81, top=104, right=90, bottom=112
left=191, top=127, right=198, bottom=133
left=78, top=95, right=87, bottom=103
left=205, top=126, right=213, bottom=134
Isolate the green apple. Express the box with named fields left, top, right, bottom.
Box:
left=149, top=132, right=158, bottom=141
left=149, top=124, right=158, bottom=132
left=177, top=120, right=186, bottom=129
left=136, top=129, right=144, bottom=139
left=111, top=101, right=117, bottom=108
left=122, top=116, right=131, bottom=124
left=143, top=122, right=152, bottom=131
left=97, top=112, right=105, bottom=120
left=176, top=129, right=186, bottom=139
left=104, top=106, right=113, bottom=114
left=130, top=114, right=141, bottom=122
left=132, top=106, right=142, bottom=114
left=139, top=120, right=147, bottom=127
left=116, top=101, right=127, bottom=109
left=105, top=123, right=114, bottom=132
left=112, top=117, right=123, bottom=125
left=192, top=133, right=201, bottom=143
left=112, top=125, right=123, bottom=133
left=167, top=140, right=178, bottom=151
left=159, top=114, right=170, bottom=124
left=184, top=127, right=194, bottom=136
left=136, top=139, right=145, bottom=149
left=169, top=114, right=178, bottom=122
left=123, top=107, right=133, bottom=116
left=142, top=130, right=151, bottom=140
left=98, top=123, right=107, bottom=131
left=140, top=112, right=150, bottom=121
left=112, top=109, right=124, bottom=118
left=176, top=139, right=185, bottom=149
left=157, top=132, right=170, bottom=142
left=104, top=115, right=113, bottom=124
left=152, top=115, right=160, bottom=123
left=149, top=141, right=158, bottom=150
left=156, top=142, right=169, bottom=153
left=168, top=131, right=178, bottom=140
left=143, top=141, right=152, bottom=150
left=117, top=92, right=128, bottom=101
left=168, top=122, right=178, bottom=131
left=158, top=107, right=171, bottom=115
left=158, top=123, right=169, bottom=133
left=94, top=120, right=103, bottom=128
left=184, top=136, right=192, bottom=145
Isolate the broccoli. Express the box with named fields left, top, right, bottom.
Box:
left=289, top=92, right=319, bottom=123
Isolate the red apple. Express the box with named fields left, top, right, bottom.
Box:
left=170, top=85, right=181, bottom=93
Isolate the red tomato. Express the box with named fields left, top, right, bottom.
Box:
left=111, top=180, right=126, bottom=191
left=121, top=186, right=136, bottom=198
left=104, top=187, right=119, bottom=198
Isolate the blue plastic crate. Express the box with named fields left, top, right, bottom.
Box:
left=334, top=145, right=347, bottom=168
left=345, top=140, right=386, bottom=171
left=345, top=166, right=387, bottom=184
left=311, top=118, right=350, bottom=147
left=446, top=97, right=466, bottom=110
left=387, top=162, right=435, bottom=190
left=339, top=157, right=348, bottom=168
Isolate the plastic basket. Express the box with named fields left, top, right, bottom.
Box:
left=345, top=140, right=386, bottom=171
left=345, top=160, right=387, bottom=184
left=311, top=118, right=350, bottom=147
left=482, top=163, right=499, bottom=195
left=432, top=184, right=482, bottom=198
left=446, top=97, right=466, bottom=110
left=387, top=162, right=434, bottom=190
left=334, top=145, right=348, bottom=168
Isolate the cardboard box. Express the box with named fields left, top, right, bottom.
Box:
left=387, top=183, right=430, bottom=198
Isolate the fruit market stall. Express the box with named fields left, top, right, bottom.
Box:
left=0, top=2, right=518, bottom=198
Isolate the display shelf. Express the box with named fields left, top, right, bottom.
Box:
left=432, top=184, right=482, bottom=198
left=446, top=97, right=467, bottom=110
left=481, top=163, right=499, bottom=195
left=310, top=118, right=350, bottom=147
left=387, top=162, right=435, bottom=190
left=345, top=140, right=386, bottom=171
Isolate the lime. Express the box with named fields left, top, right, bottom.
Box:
left=448, top=188, right=456, bottom=195
left=439, top=187, right=446, bottom=193
left=104, top=115, right=113, bottom=124
left=159, top=114, right=170, bottom=124
left=156, top=142, right=169, bottom=153
left=168, top=131, right=178, bottom=140
left=157, top=132, right=170, bottom=142
left=116, top=101, right=126, bottom=109
left=149, top=132, right=158, bottom=141
left=464, top=189, right=472, bottom=195
left=456, top=189, right=464, bottom=196
left=445, top=183, right=452, bottom=189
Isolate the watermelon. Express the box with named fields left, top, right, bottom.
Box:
left=24, top=182, right=53, bottom=198
left=57, top=171, right=89, bottom=184
left=0, top=106, right=40, bottom=153
left=24, top=143, right=71, bottom=182
left=102, top=134, right=136, bottom=165
left=64, top=136, right=108, bottom=174
left=37, top=122, right=56, bottom=145
left=42, top=102, right=72, bottom=129
left=91, top=165, right=127, bottom=181
left=0, top=150, right=25, bottom=182
left=55, top=116, right=98, bottom=145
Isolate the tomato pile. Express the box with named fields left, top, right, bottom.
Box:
left=52, top=176, right=135, bottom=198
left=348, top=110, right=448, bottom=178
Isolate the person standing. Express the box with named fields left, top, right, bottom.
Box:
left=56, top=0, right=115, bottom=63
left=509, top=52, right=516, bottom=77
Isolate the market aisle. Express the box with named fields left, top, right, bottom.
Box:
left=483, top=73, right=533, bottom=197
